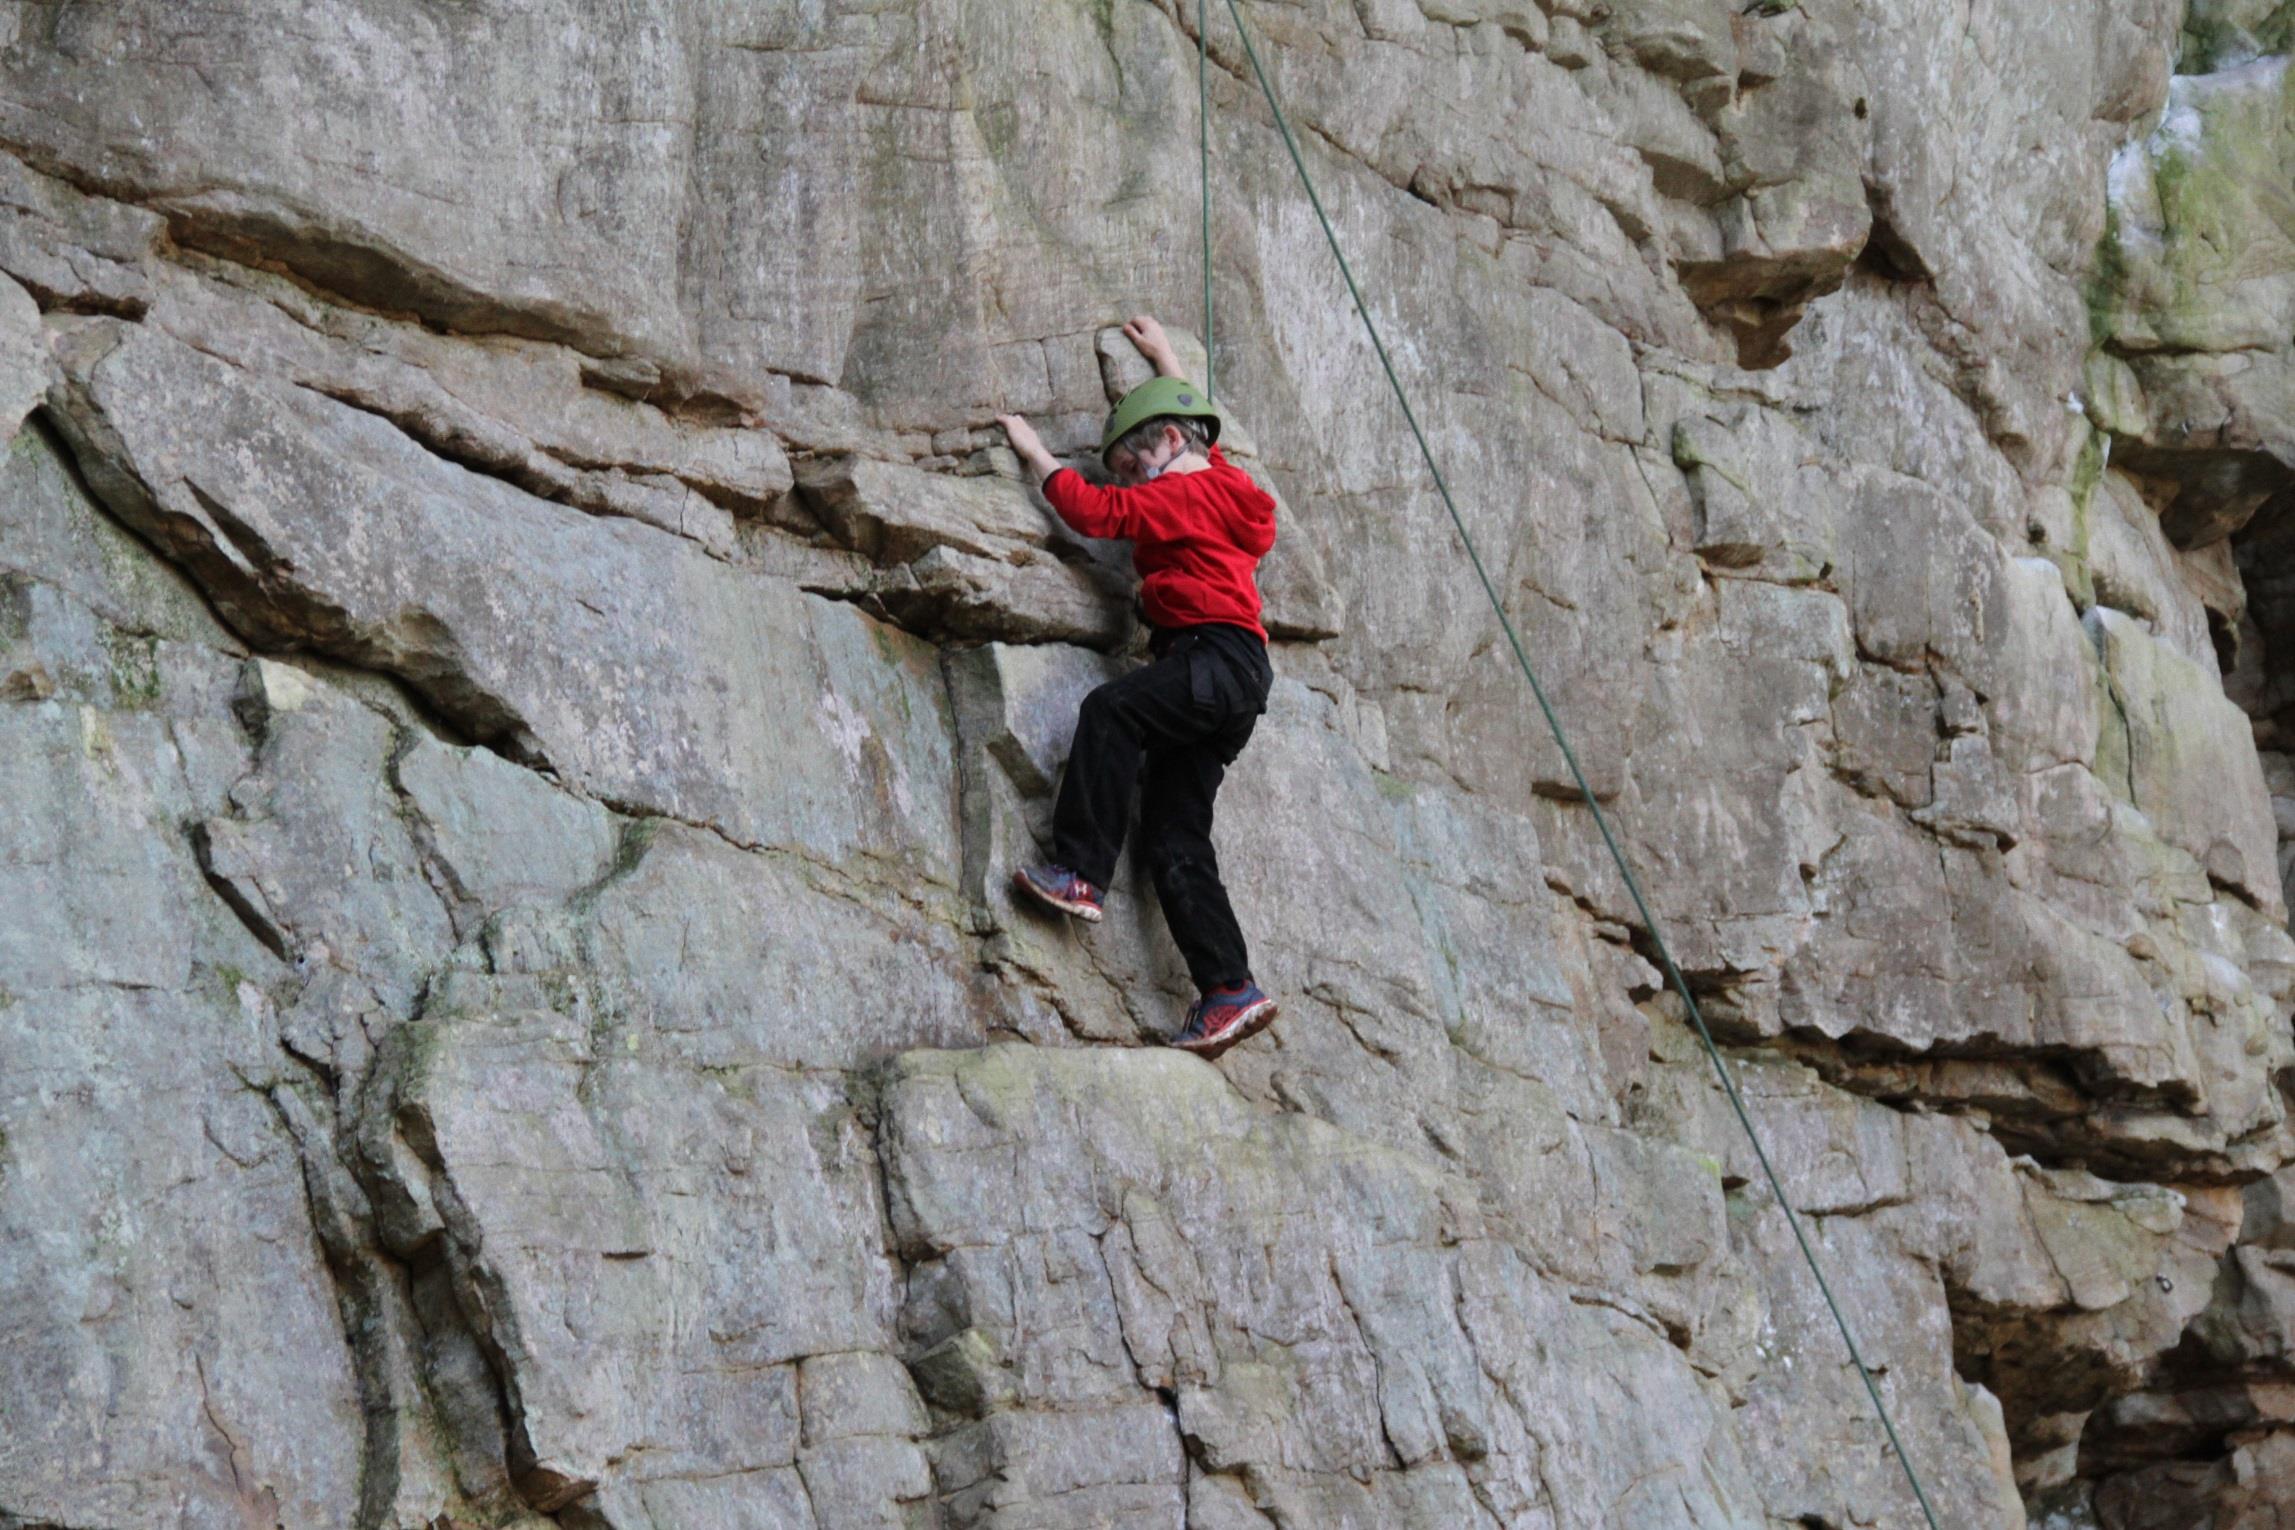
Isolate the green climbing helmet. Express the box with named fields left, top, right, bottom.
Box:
left=1098, top=376, right=1222, bottom=468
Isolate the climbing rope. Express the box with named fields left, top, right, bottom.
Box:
left=1199, top=0, right=1215, bottom=401
left=1194, top=5, right=1946, bottom=1525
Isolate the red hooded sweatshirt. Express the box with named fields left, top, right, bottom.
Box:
left=1042, top=446, right=1278, bottom=640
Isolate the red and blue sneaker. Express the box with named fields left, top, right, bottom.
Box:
left=1171, top=982, right=1278, bottom=1060
left=1012, top=864, right=1105, bottom=923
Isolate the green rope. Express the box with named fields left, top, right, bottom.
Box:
left=1198, top=0, right=1214, bottom=400
left=1207, top=3, right=1945, bottom=1525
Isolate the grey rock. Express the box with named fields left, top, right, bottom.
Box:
left=0, top=433, right=363, bottom=1529
left=2090, top=605, right=2283, bottom=916
left=575, top=820, right=986, bottom=1073
left=368, top=1003, right=907, bottom=1513
left=4, top=0, right=2295, bottom=1525
left=392, top=731, right=621, bottom=917
left=0, top=273, right=47, bottom=445
left=49, top=318, right=961, bottom=882
left=0, top=149, right=162, bottom=317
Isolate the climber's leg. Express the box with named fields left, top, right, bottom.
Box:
left=1034, top=645, right=1209, bottom=894
left=1137, top=722, right=1257, bottom=992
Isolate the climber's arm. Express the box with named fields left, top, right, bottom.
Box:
left=998, top=412, right=1132, bottom=539
left=996, top=413, right=1061, bottom=486
left=1123, top=315, right=1187, bottom=380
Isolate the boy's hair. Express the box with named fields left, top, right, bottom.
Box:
left=1111, top=413, right=1211, bottom=465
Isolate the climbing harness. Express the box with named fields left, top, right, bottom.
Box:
left=1191, top=6, right=1946, bottom=1525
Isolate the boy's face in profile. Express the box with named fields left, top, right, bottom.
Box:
left=1107, top=424, right=1186, bottom=488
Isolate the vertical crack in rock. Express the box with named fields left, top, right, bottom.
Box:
left=191, top=1350, right=278, bottom=1523
left=25, top=434, right=615, bottom=1525
left=358, top=1013, right=583, bottom=1523
left=256, top=1065, right=430, bottom=1530
left=191, top=819, right=294, bottom=963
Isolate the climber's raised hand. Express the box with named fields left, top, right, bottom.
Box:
left=996, top=413, right=1058, bottom=483
left=1122, top=316, right=1185, bottom=379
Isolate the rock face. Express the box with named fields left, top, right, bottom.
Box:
left=2, top=1, right=2293, bottom=1526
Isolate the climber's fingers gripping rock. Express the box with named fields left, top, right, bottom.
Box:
left=1123, top=315, right=1184, bottom=378
left=994, top=412, right=1042, bottom=456
left=996, top=413, right=1060, bottom=486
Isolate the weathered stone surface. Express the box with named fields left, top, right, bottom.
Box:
left=884, top=1045, right=1742, bottom=1526
left=795, top=453, right=1132, bottom=646
left=877, top=1040, right=2103, bottom=1527
left=117, top=251, right=797, bottom=554
left=47, top=316, right=960, bottom=881
left=367, top=1003, right=905, bottom=1512
left=0, top=273, right=46, bottom=445
left=5, top=0, right=2295, bottom=1526
left=0, top=426, right=364, bottom=1529
left=2092, top=605, right=2283, bottom=913
left=0, top=149, right=162, bottom=317
left=2094, top=43, right=2295, bottom=573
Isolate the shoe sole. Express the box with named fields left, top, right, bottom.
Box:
left=1012, top=868, right=1103, bottom=923
left=1174, top=998, right=1278, bottom=1061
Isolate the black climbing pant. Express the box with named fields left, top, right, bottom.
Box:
left=1051, top=623, right=1273, bottom=992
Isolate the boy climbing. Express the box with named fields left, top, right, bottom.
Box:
left=995, top=315, right=1279, bottom=1061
